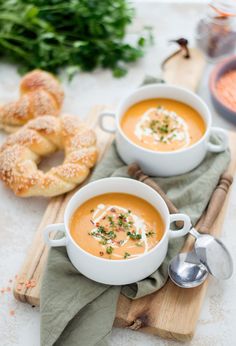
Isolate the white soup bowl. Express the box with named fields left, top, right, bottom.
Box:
left=99, top=84, right=228, bottom=176
left=44, top=177, right=191, bottom=285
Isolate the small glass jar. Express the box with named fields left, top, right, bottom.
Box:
left=195, top=0, right=236, bottom=62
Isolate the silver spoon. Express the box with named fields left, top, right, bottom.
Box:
left=168, top=227, right=233, bottom=288
left=127, top=164, right=233, bottom=287
left=169, top=173, right=233, bottom=288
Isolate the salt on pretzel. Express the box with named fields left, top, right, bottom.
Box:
left=0, top=114, right=98, bottom=197
left=0, top=70, right=64, bottom=133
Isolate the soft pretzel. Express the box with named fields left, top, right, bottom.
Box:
left=0, top=115, right=98, bottom=197
left=0, top=70, right=64, bottom=133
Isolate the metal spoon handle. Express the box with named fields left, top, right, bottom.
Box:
left=199, top=172, right=233, bottom=234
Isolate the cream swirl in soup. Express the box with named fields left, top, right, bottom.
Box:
left=135, top=106, right=190, bottom=148
left=121, top=98, right=206, bottom=152
left=70, top=193, right=164, bottom=260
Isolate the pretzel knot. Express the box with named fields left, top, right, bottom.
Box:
left=0, top=70, right=64, bottom=133
left=0, top=115, right=98, bottom=197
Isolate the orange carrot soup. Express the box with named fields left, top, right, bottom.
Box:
left=70, top=193, right=164, bottom=260
left=121, top=98, right=206, bottom=152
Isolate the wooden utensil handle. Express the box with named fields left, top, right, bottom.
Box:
left=128, top=163, right=183, bottom=227
left=199, top=172, right=233, bottom=234
left=128, top=163, right=179, bottom=214
left=128, top=163, right=233, bottom=233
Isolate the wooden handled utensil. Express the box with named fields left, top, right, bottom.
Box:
left=128, top=163, right=179, bottom=214
left=128, top=163, right=234, bottom=282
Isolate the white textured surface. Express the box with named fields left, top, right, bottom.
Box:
left=0, top=2, right=236, bottom=346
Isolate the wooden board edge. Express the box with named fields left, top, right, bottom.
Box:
left=13, top=105, right=114, bottom=304
left=12, top=107, right=236, bottom=340
left=114, top=131, right=236, bottom=339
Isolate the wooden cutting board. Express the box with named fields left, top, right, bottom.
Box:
left=13, top=48, right=235, bottom=341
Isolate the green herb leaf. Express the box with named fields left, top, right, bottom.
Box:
left=0, top=0, right=150, bottom=78
left=99, top=239, right=107, bottom=245
left=106, top=246, right=113, bottom=255
left=97, top=226, right=106, bottom=234
left=127, top=231, right=142, bottom=240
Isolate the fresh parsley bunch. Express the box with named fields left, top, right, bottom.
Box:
left=0, top=0, right=151, bottom=78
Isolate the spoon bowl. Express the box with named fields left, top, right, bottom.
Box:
left=194, top=233, right=233, bottom=280
left=168, top=251, right=209, bottom=288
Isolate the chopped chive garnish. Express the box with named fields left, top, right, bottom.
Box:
left=99, top=239, right=107, bottom=245
left=145, top=231, right=156, bottom=237
left=106, top=246, right=113, bottom=255
left=127, top=231, right=142, bottom=240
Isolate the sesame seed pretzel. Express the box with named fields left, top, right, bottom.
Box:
left=0, top=70, right=64, bottom=133
left=0, top=115, right=98, bottom=197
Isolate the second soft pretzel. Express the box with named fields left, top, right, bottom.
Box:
left=0, top=114, right=98, bottom=197
left=0, top=70, right=64, bottom=133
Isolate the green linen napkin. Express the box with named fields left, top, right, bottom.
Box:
left=41, top=141, right=230, bottom=346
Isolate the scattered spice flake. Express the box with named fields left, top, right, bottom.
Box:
left=99, top=251, right=104, bottom=256
left=25, top=279, right=37, bottom=288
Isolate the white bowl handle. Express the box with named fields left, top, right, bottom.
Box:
left=169, top=214, right=191, bottom=239
left=44, top=223, right=67, bottom=247
left=99, top=111, right=116, bottom=133
left=207, top=127, right=228, bottom=153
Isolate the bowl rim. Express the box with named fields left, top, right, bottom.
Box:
left=209, top=54, right=236, bottom=115
left=116, top=84, right=212, bottom=155
left=64, top=177, right=172, bottom=264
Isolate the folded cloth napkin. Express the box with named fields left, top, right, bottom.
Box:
left=41, top=140, right=230, bottom=346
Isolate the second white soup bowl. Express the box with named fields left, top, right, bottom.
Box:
left=44, top=177, right=191, bottom=285
left=99, top=84, right=228, bottom=176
